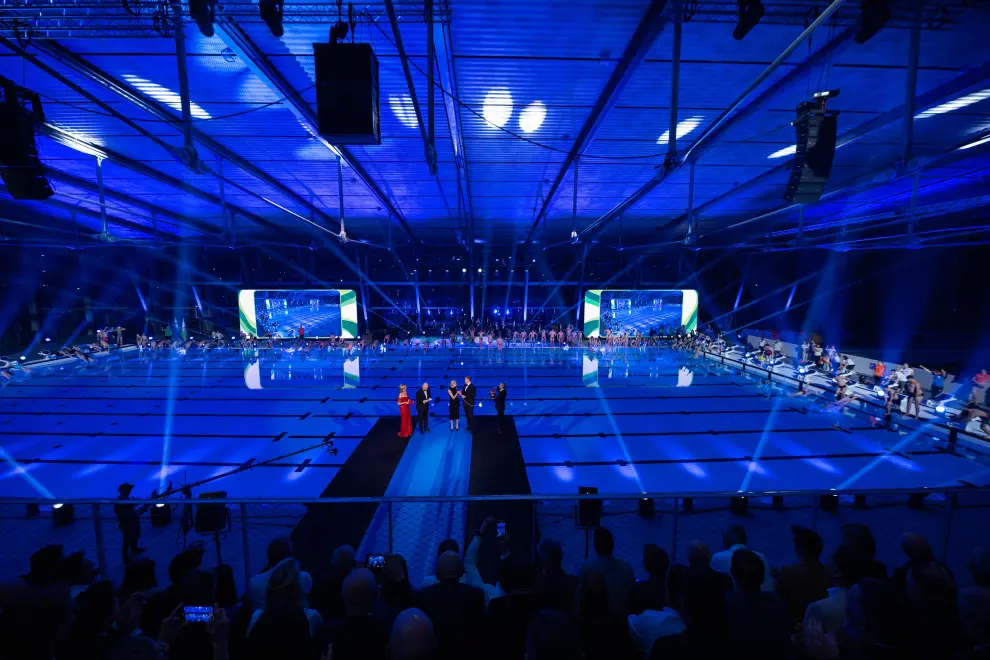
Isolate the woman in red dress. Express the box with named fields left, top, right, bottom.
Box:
left=397, top=384, right=413, bottom=438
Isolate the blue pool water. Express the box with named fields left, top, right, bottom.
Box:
left=1, top=346, right=988, bottom=501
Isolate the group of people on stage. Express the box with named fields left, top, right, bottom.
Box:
left=396, top=377, right=507, bottom=438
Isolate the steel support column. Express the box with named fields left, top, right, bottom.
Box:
left=579, top=3, right=851, bottom=241
left=525, top=0, right=669, bottom=243
left=576, top=244, right=588, bottom=325
left=384, top=0, right=437, bottom=175
left=668, top=2, right=682, bottom=155
left=170, top=0, right=196, bottom=161
left=434, top=20, right=474, bottom=241
left=523, top=269, right=530, bottom=323
left=94, top=157, right=109, bottom=238
left=414, top=269, right=422, bottom=331
left=903, top=1, right=923, bottom=166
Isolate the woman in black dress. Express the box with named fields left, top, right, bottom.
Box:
left=447, top=379, right=460, bottom=431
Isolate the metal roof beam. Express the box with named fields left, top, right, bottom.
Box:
left=212, top=19, right=420, bottom=245
left=524, top=0, right=670, bottom=244
left=578, top=0, right=852, bottom=242
left=639, top=59, right=990, bottom=243
left=24, top=38, right=378, bottom=242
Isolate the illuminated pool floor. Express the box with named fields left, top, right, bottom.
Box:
left=1, top=346, right=988, bottom=500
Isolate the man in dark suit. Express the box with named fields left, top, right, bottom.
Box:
left=114, top=483, right=149, bottom=564
left=462, top=376, right=476, bottom=431
left=416, top=382, right=433, bottom=433
left=415, top=552, right=485, bottom=660
left=494, top=382, right=507, bottom=434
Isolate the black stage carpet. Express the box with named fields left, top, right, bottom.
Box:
left=291, top=417, right=409, bottom=575
left=466, top=415, right=535, bottom=580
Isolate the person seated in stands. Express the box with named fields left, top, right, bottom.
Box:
left=960, top=548, right=990, bottom=659
left=309, top=545, right=356, bottom=621
left=629, top=563, right=688, bottom=655
left=775, top=526, right=829, bottom=627
left=578, top=570, right=635, bottom=660
left=486, top=556, right=541, bottom=660
left=648, top=567, right=730, bottom=660
left=840, top=523, right=888, bottom=581
left=526, top=608, right=584, bottom=660
left=905, top=561, right=966, bottom=659
left=686, top=540, right=733, bottom=593
left=579, top=527, right=635, bottom=617
left=725, top=549, right=791, bottom=660
left=802, top=543, right=861, bottom=658
left=414, top=552, right=485, bottom=660
left=631, top=544, right=670, bottom=615
left=248, top=537, right=313, bottom=611
left=141, top=546, right=206, bottom=638
left=710, top=525, right=773, bottom=592
left=311, top=567, right=387, bottom=660
left=387, top=608, right=436, bottom=660
left=534, top=539, right=578, bottom=616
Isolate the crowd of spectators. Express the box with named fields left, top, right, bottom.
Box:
left=2, top=518, right=988, bottom=660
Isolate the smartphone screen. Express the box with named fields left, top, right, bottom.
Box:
left=497, top=522, right=506, bottom=538
left=366, top=554, right=386, bottom=571
left=183, top=605, right=214, bottom=624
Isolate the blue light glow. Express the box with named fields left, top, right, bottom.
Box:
left=482, top=88, right=513, bottom=128
left=518, top=101, right=546, bottom=133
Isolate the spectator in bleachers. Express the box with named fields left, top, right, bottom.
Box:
left=843, top=578, right=909, bottom=660
left=140, top=545, right=205, bottom=638
left=388, top=608, right=436, bottom=660
left=907, top=562, right=966, bottom=660
left=525, top=608, right=583, bottom=660
left=22, top=544, right=65, bottom=589
left=803, top=543, right=860, bottom=657
left=117, top=557, right=157, bottom=606
left=775, top=526, right=829, bottom=626
left=960, top=548, right=990, bottom=659
left=648, top=566, right=730, bottom=660
left=579, top=527, right=635, bottom=616
left=687, top=540, right=733, bottom=593
left=710, top=525, right=772, bottom=591
left=58, top=580, right=119, bottom=660
left=245, top=596, right=312, bottom=660
left=247, top=536, right=312, bottom=611
left=414, top=552, right=485, bottom=660
left=631, top=543, right=670, bottom=615
left=578, top=570, right=634, bottom=660
left=247, top=559, right=321, bottom=638
left=486, top=556, right=540, bottom=660
left=840, top=523, right=888, bottom=581
left=310, top=544, right=355, bottom=621
left=419, top=539, right=460, bottom=589
left=629, top=562, right=687, bottom=655
left=379, top=554, right=415, bottom=629
left=725, top=549, right=791, bottom=660
left=534, top=539, right=578, bottom=616
left=890, top=533, right=941, bottom=589
left=311, top=567, right=387, bottom=660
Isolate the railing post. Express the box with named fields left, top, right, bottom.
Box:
left=239, top=503, right=251, bottom=588
left=940, top=491, right=955, bottom=564
left=810, top=494, right=820, bottom=532
left=671, top=498, right=680, bottom=564
left=387, top=501, right=394, bottom=553
left=92, top=504, right=107, bottom=581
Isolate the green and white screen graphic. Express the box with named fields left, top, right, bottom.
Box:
left=238, top=289, right=359, bottom=339
left=583, top=289, right=698, bottom=337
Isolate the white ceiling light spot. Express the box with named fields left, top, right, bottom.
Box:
left=958, top=134, right=990, bottom=150
left=518, top=100, right=546, bottom=133
left=388, top=94, right=419, bottom=129
left=656, top=115, right=703, bottom=144
left=482, top=88, right=513, bottom=128
left=122, top=74, right=211, bottom=119
left=767, top=145, right=797, bottom=159
left=916, top=88, right=990, bottom=119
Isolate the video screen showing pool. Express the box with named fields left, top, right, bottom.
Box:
left=254, top=290, right=342, bottom=338
left=584, top=289, right=698, bottom=337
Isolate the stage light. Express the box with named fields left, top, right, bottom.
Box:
left=45, top=338, right=51, bottom=343
left=730, top=496, right=748, bottom=515
left=477, top=268, right=482, bottom=273
left=637, top=497, right=656, bottom=519
left=189, top=0, right=217, bottom=37
left=908, top=492, right=928, bottom=510
left=733, top=0, right=765, bottom=40
left=819, top=494, right=839, bottom=513
left=519, top=101, right=547, bottom=133
left=259, top=0, right=284, bottom=38
left=462, top=268, right=467, bottom=273
left=856, top=0, right=890, bottom=44
left=150, top=502, right=172, bottom=527
left=482, top=88, right=513, bottom=128
left=52, top=503, right=75, bottom=526
left=935, top=404, right=946, bottom=414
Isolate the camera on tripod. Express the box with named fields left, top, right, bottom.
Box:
left=322, top=438, right=339, bottom=457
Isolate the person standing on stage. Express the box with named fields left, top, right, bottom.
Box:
left=462, top=376, right=476, bottom=431
left=494, top=382, right=507, bottom=434
left=398, top=384, right=413, bottom=438
left=416, top=382, right=433, bottom=433
left=448, top=380, right=461, bottom=432
left=114, top=483, right=150, bottom=564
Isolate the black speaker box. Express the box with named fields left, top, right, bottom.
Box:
left=784, top=102, right=839, bottom=204
left=313, top=42, right=381, bottom=145
left=0, top=77, right=53, bottom=200
left=577, top=486, right=601, bottom=528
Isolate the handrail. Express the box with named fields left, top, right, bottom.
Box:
left=4, top=484, right=985, bottom=506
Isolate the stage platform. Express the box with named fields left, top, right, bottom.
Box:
left=1, top=346, right=988, bottom=501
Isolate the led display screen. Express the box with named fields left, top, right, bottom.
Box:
left=583, top=289, right=698, bottom=337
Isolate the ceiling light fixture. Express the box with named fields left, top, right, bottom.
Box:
left=518, top=101, right=546, bottom=133
left=733, top=0, right=765, bottom=40
left=482, top=88, right=513, bottom=128
left=189, top=0, right=217, bottom=38
left=657, top=116, right=703, bottom=144
left=122, top=75, right=211, bottom=119
left=957, top=134, right=990, bottom=151
left=389, top=94, right=419, bottom=129
left=916, top=88, right=990, bottom=119
left=259, top=0, right=284, bottom=38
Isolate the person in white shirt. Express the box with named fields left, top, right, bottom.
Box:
left=772, top=339, right=784, bottom=358
left=247, top=558, right=322, bottom=636
left=803, top=543, right=859, bottom=656
left=628, top=564, right=687, bottom=654
left=247, top=537, right=313, bottom=610
left=710, top=525, right=773, bottom=592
